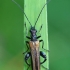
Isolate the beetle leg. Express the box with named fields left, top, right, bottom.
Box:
left=25, top=52, right=31, bottom=70
left=23, top=41, right=29, bottom=54
left=37, top=35, right=41, bottom=39
left=39, top=40, right=49, bottom=52
left=25, top=52, right=31, bottom=65
left=39, top=40, right=45, bottom=50
left=40, top=51, right=49, bottom=70
left=41, top=65, right=49, bottom=70
left=27, top=65, right=31, bottom=70
left=40, top=51, right=47, bottom=64
left=26, top=36, right=31, bottom=39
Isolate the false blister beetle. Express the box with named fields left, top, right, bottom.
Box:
left=12, top=0, right=50, bottom=70
left=24, top=24, right=48, bottom=70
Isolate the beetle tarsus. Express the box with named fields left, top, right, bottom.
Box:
left=41, top=65, right=49, bottom=70
left=27, top=65, right=31, bottom=70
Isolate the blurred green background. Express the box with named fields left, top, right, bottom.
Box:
left=0, top=0, right=70, bottom=70
left=0, top=0, right=23, bottom=70
left=48, top=0, right=70, bottom=70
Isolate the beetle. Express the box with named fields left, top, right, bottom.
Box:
left=12, top=0, right=50, bottom=70
left=24, top=24, right=48, bottom=70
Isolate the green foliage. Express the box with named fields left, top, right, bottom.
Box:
left=24, top=0, right=49, bottom=70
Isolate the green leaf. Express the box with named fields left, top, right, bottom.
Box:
left=24, top=0, right=49, bottom=70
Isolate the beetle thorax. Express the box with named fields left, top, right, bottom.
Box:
left=30, top=27, right=37, bottom=41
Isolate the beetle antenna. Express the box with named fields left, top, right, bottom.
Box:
left=38, top=24, right=43, bottom=33
left=12, top=0, right=32, bottom=27
left=34, top=0, right=50, bottom=27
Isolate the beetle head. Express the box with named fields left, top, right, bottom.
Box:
left=30, top=27, right=37, bottom=35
